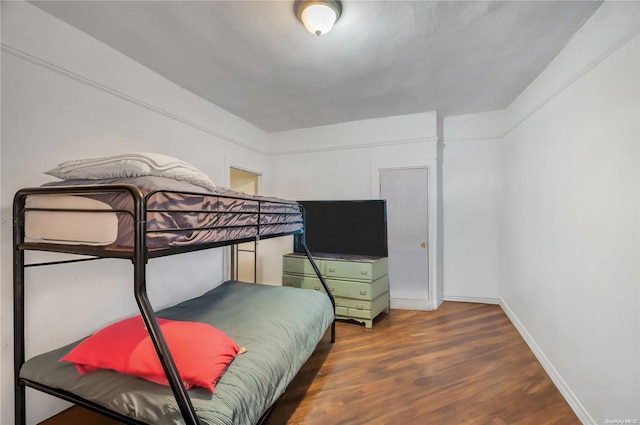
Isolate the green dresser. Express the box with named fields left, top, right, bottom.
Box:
left=283, top=253, right=389, bottom=328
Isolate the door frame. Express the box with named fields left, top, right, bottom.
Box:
left=229, top=167, right=261, bottom=283
left=224, top=160, right=264, bottom=193
left=223, top=159, right=265, bottom=282
left=372, top=158, right=440, bottom=310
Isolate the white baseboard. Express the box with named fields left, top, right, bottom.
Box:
left=443, top=295, right=500, bottom=305
left=390, top=297, right=437, bottom=310
left=499, top=298, right=595, bottom=425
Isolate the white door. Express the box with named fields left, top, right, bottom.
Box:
left=380, top=168, right=429, bottom=301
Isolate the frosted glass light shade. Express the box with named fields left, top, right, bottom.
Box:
left=296, top=1, right=342, bottom=36
left=301, top=4, right=337, bottom=35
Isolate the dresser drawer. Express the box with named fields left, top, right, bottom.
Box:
left=283, top=255, right=325, bottom=276
left=325, top=257, right=388, bottom=281
left=283, top=274, right=389, bottom=301
left=346, top=293, right=389, bottom=319
left=335, top=306, right=349, bottom=317
left=282, top=253, right=389, bottom=328
left=336, top=297, right=373, bottom=310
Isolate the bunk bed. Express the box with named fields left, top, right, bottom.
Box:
left=13, top=173, right=336, bottom=425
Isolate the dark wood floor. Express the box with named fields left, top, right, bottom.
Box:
left=264, top=302, right=579, bottom=425
left=40, top=303, right=580, bottom=425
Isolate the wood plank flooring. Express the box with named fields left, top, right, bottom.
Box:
left=40, top=303, right=580, bottom=425
left=264, top=302, right=579, bottom=425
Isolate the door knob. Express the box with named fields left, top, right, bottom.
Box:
left=421, top=242, right=427, bottom=248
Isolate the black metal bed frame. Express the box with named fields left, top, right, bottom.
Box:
left=13, top=184, right=335, bottom=425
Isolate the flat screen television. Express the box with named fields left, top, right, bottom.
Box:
left=294, top=200, right=388, bottom=258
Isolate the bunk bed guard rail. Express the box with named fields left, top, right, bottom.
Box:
left=13, top=184, right=335, bottom=425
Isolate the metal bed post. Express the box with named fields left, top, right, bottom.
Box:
left=13, top=192, right=27, bottom=425
left=253, top=240, right=257, bottom=283
left=297, top=206, right=336, bottom=343
left=130, top=189, right=201, bottom=425
left=300, top=242, right=336, bottom=343
left=230, top=244, right=237, bottom=280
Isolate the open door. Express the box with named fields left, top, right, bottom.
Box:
left=230, top=168, right=260, bottom=283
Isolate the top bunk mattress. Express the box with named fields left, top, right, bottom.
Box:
left=20, top=176, right=303, bottom=251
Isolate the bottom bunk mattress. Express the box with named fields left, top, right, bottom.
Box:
left=20, top=281, right=334, bottom=425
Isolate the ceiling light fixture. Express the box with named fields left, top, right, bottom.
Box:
left=295, top=0, right=342, bottom=36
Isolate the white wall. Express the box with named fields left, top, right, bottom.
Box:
left=500, top=1, right=640, bottom=423
left=3, top=1, right=638, bottom=424
left=442, top=111, right=504, bottom=303
left=265, top=112, right=444, bottom=307
left=267, top=112, right=438, bottom=199
left=0, top=3, right=269, bottom=424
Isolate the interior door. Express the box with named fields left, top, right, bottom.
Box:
left=380, top=168, right=429, bottom=301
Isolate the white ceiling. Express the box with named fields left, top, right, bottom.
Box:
left=31, top=0, right=603, bottom=133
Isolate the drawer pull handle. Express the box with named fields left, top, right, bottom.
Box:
left=329, top=268, right=336, bottom=272
left=357, top=305, right=364, bottom=310
left=361, top=270, right=368, bottom=275
left=360, top=290, right=367, bottom=295
left=330, top=288, right=335, bottom=292
left=315, top=286, right=320, bottom=290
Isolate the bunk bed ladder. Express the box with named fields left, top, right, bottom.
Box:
left=230, top=240, right=258, bottom=283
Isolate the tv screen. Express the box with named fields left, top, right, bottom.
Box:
left=294, top=200, right=388, bottom=258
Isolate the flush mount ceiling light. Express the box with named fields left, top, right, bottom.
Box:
left=295, top=0, right=342, bottom=36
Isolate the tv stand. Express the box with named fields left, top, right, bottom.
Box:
left=282, top=253, right=389, bottom=328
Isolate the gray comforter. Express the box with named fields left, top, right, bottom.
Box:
left=20, top=281, right=334, bottom=424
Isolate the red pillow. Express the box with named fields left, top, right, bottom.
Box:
left=61, top=316, right=242, bottom=393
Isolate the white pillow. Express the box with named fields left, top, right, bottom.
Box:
left=45, top=153, right=215, bottom=190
